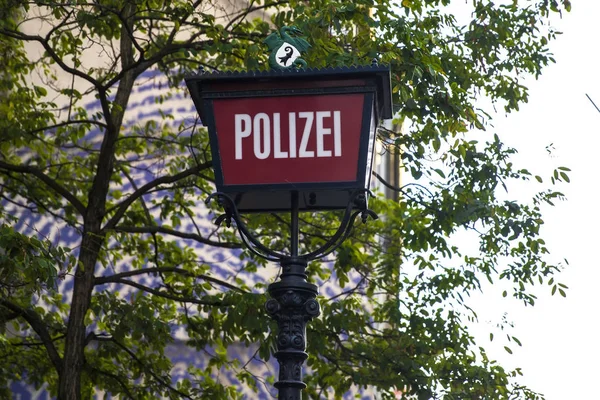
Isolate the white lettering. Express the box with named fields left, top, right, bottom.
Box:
left=298, top=112, right=314, bottom=158
left=288, top=112, right=297, bottom=158
left=316, top=111, right=332, bottom=157
left=233, top=111, right=342, bottom=160
left=235, top=114, right=251, bottom=160
left=334, top=110, right=341, bottom=157
left=253, top=113, right=270, bottom=159
left=273, top=113, right=288, bottom=159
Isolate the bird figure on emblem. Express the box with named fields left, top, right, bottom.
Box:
left=264, top=26, right=311, bottom=70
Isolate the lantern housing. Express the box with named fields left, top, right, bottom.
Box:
left=185, top=66, right=392, bottom=213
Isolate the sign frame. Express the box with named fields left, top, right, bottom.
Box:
left=185, top=66, right=392, bottom=212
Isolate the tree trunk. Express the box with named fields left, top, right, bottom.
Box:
left=56, top=3, right=140, bottom=397
left=57, top=227, right=103, bottom=399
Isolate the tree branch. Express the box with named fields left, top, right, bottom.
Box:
left=10, top=334, right=67, bottom=347
left=88, top=334, right=190, bottom=399
left=87, top=365, right=135, bottom=399
left=103, top=161, right=212, bottom=230
left=0, top=311, right=19, bottom=324
left=104, top=38, right=214, bottom=89
left=94, top=267, right=247, bottom=292
left=0, top=184, right=83, bottom=231
left=110, top=338, right=194, bottom=399
left=101, top=278, right=229, bottom=306
left=224, top=0, right=289, bottom=32
left=26, top=119, right=108, bottom=136
left=119, top=165, right=161, bottom=269
left=0, top=28, right=102, bottom=89
left=0, top=299, right=63, bottom=374
left=111, top=225, right=241, bottom=249
left=0, top=160, right=86, bottom=215
left=372, top=171, right=434, bottom=197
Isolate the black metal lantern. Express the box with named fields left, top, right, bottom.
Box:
left=185, top=66, right=392, bottom=213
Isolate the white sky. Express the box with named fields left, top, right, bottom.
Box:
left=464, top=1, right=600, bottom=398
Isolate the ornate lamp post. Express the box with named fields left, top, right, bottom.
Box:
left=185, top=29, right=392, bottom=400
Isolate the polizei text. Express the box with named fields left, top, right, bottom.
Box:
left=234, top=111, right=342, bottom=160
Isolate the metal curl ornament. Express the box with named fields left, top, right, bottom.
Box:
left=205, top=190, right=377, bottom=263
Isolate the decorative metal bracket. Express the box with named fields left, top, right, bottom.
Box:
left=205, top=190, right=377, bottom=400
left=205, top=191, right=377, bottom=263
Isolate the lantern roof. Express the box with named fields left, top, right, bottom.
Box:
left=185, top=65, right=393, bottom=120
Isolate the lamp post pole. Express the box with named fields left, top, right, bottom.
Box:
left=265, top=191, right=320, bottom=400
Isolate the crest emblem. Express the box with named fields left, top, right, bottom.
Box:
left=264, top=26, right=311, bottom=70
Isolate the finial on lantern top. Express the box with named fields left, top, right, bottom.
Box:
left=264, top=26, right=311, bottom=71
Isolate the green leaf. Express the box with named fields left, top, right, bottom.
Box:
left=433, top=168, right=446, bottom=178
left=34, top=85, right=47, bottom=97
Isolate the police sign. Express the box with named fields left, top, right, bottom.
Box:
left=185, top=66, right=392, bottom=212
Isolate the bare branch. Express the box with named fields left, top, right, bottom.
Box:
left=0, top=183, right=83, bottom=231
left=0, top=161, right=86, bottom=215
left=0, top=28, right=102, bottom=90
left=26, top=119, right=108, bottom=135
left=94, top=267, right=247, bottom=293
left=103, top=161, right=212, bottom=230
left=224, top=0, right=289, bottom=32
left=0, top=312, right=20, bottom=324
left=0, top=299, right=63, bottom=374
left=119, top=165, right=161, bottom=269
left=87, top=365, right=135, bottom=399
left=372, top=171, right=434, bottom=197
left=326, top=277, right=367, bottom=301
left=103, top=38, right=214, bottom=89
left=10, top=334, right=67, bottom=347
left=586, top=93, right=600, bottom=114
left=99, top=278, right=229, bottom=307
left=111, top=225, right=241, bottom=249
left=92, top=335, right=192, bottom=399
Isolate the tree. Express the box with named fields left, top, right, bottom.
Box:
left=0, top=0, right=571, bottom=399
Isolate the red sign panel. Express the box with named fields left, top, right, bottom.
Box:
left=212, top=94, right=366, bottom=186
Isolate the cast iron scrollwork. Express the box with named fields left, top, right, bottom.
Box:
left=205, top=190, right=377, bottom=262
